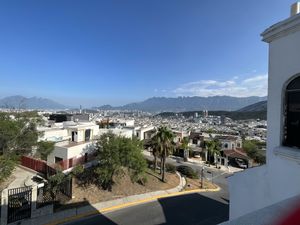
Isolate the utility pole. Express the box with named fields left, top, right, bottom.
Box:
left=200, top=166, right=204, bottom=188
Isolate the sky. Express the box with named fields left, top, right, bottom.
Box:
left=0, top=0, right=296, bottom=107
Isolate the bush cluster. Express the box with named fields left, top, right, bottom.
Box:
left=176, top=165, right=198, bottom=179
left=165, top=163, right=176, bottom=173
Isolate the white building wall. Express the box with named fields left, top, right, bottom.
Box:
left=98, top=128, right=133, bottom=139
left=39, top=129, right=69, bottom=141
left=67, top=142, right=96, bottom=159
left=47, top=142, right=96, bottom=164
left=229, top=16, right=300, bottom=219
left=47, top=146, right=68, bottom=164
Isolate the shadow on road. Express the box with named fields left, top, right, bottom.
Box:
left=157, top=193, right=229, bottom=225
left=55, top=200, right=118, bottom=225
left=64, top=193, right=229, bottom=225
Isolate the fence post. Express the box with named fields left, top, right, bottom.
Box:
left=1, top=189, right=8, bottom=225
left=31, top=185, right=37, bottom=217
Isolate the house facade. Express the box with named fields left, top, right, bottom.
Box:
left=39, top=122, right=99, bottom=165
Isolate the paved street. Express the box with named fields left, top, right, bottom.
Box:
left=65, top=188, right=229, bottom=225
left=64, top=155, right=230, bottom=225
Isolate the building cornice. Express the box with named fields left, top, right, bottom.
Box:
left=261, top=14, right=300, bottom=43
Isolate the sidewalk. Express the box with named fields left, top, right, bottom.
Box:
left=15, top=172, right=187, bottom=225
left=7, top=166, right=38, bottom=189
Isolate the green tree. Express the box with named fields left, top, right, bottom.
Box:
left=0, top=112, right=42, bottom=156
left=205, top=139, right=221, bottom=167
left=94, top=132, right=147, bottom=190
left=243, top=140, right=266, bottom=164
left=0, top=156, right=15, bottom=183
left=155, top=127, right=175, bottom=182
left=36, top=141, right=55, bottom=160
left=181, top=137, right=190, bottom=161
left=150, top=134, right=162, bottom=172
left=47, top=170, right=71, bottom=200
left=0, top=112, right=43, bottom=182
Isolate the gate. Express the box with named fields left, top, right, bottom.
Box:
left=7, top=187, right=32, bottom=223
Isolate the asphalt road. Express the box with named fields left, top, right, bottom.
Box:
left=64, top=156, right=230, bottom=225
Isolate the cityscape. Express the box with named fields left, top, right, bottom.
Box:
left=1, top=1, right=300, bottom=225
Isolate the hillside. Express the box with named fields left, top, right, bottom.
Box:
left=237, top=100, right=267, bottom=112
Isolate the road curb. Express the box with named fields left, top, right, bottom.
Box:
left=46, top=185, right=220, bottom=225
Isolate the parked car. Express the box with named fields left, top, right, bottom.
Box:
left=235, top=158, right=247, bottom=169
left=194, top=152, right=201, bottom=158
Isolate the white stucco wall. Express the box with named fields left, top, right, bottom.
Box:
left=39, top=129, right=69, bottom=142
left=98, top=128, right=133, bottom=139
left=229, top=16, right=300, bottom=219
left=47, top=142, right=96, bottom=164
left=66, top=142, right=96, bottom=159
left=47, top=146, right=68, bottom=164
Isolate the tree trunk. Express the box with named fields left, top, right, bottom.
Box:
left=160, top=158, right=163, bottom=175
left=153, top=155, right=157, bottom=172
left=162, top=156, right=166, bottom=182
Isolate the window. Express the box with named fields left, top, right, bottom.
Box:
left=85, top=129, right=91, bottom=141
left=55, top=157, right=63, bottom=163
left=284, top=76, right=300, bottom=148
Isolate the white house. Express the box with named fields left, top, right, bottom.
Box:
left=224, top=3, right=300, bottom=223
left=40, top=122, right=100, bottom=165
left=135, top=126, right=156, bottom=141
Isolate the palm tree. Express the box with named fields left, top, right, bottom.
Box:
left=181, top=137, right=190, bottom=162
left=155, top=127, right=175, bottom=182
left=150, top=135, right=161, bottom=172
left=205, top=139, right=221, bottom=167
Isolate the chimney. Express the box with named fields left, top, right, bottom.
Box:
left=291, top=2, right=300, bottom=16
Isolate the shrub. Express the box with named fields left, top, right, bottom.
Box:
left=165, top=163, right=176, bottom=173
left=176, top=165, right=198, bottom=179
left=71, top=165, right=84, bottom=177
left=0, top=157, right=15, bottom=183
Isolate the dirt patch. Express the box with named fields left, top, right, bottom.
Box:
left=67, top=170, right=180, bottom=206
left=184, top=177, right=217, bottom=190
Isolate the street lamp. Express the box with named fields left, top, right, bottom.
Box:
left=200, top=166, right=204, bottom=188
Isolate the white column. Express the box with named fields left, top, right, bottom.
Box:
left=1, top=189, right=8, bottom=225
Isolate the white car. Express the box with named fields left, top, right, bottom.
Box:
left=194, top=152, right=201, bottom=158
left=235, top=158, right=247, bottom=169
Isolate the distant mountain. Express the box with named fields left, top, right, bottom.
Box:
left=96, top=96, right=267, bottom=112
left=93, top=104, right=114, bottom=110
left=0, top=95, right=67, bottom=109
left=237, top=100, right=267, bottom=112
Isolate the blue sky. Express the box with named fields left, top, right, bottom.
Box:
left=0, top=0, right=296, bottom=107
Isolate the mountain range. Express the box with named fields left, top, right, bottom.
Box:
left=0, top=95, right=267, bottom=112
left=95, top=96, right=267, bottom=112
left=0, top=95, right=66, bottom=109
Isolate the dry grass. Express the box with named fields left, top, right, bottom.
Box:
left=67, top=169, right=180, bottom=205
left=184, top=177, right=217, bottom=190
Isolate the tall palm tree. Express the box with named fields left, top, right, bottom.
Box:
left=150, top=135, right=161, bottom=172
left=205, top=139, right=221, bottom=167
left=155, top=126, right=175, bottom=182
left=181, top=137, right=190, bottom=161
